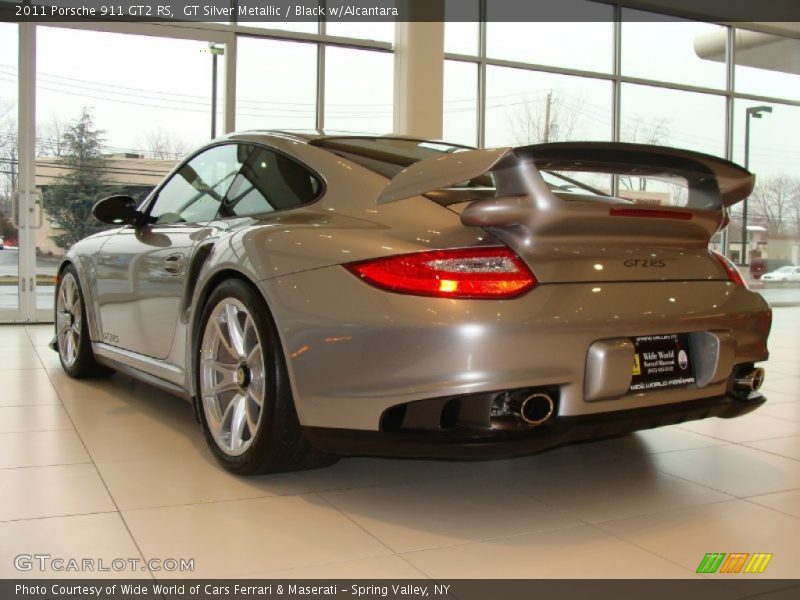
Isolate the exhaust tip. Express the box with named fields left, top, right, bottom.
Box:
left=734, top=367, right=765, bottom=392
left=519, top=393, right=555, bottom=426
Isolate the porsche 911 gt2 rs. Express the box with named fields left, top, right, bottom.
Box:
left=52, top=133, right=771, bottom=474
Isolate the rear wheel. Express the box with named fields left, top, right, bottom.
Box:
left=196, top=279, right=337, bottom=475
left=55, top=266, right=111, bottom=378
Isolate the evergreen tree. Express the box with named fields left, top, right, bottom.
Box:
left=43, top=109, right=115, bottom=249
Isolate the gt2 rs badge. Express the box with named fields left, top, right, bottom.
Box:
left=624, top=259, right=666, bottom=268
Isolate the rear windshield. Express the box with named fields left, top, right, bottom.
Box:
left=312, top=137, right=491, bottom=184
left=312, top=137, right=700, bottom=207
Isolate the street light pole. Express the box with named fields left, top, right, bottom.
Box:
left=741, top=105, right=772, bottom=266
left=208, top=44, right=225, bottom=139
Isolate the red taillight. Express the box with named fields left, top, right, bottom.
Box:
left=345, top=247, right=537, bottom=299
left=609, top=207, right=693, bottom=220
left=712, top=251, right=746, bottom=287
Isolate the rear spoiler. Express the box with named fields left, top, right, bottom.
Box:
left=376, top=142, right=754, bottom=210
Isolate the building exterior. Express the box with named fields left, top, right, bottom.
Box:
left=34, top=154, right=177, bottom=256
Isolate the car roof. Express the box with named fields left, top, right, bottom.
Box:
left=217, top=129, right=442, bottom=146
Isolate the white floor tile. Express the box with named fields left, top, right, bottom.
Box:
left=0, top=464, right=115, bottom=521
left=0, top=513, right=148, bottom=578
left=402, top=525, right=697, bottom=579
left=501, top=457, right=733, bottom=523
left=123, top=495, right=392, bottom=577
left=247, top=555, right=428, bottom=579
left=676, top=412, right=800, bottom=443
left=645, top=445, right=800, bottom=497
left=744, top=436, right=800, bottom=462
left=747, top=489, right=800, bottom=520
left=0, top=405, right=73, bottom=434
left=321, top=476, right=581, bottom=553
left=598, top=500, right=800, bottom=578
left=0, top=430, right=89, bottom=468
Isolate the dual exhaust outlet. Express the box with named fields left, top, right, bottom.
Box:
left=734, top=367, right=765, bottom=393
left=501, top=366, right=763, bottom=427
left=506, top=392, right=555, bottom=426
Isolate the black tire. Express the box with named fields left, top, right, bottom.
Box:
left=195, top=278, right=338, bottom=475
left=55, top=265, right=113, bottom=378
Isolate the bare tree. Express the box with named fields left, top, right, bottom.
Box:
left=509, top=91, right=584, bottom=146
left=37, top=116, right=69, bottom=158
left=0, top=113, right=18, bottom=197
left=619, top=117, right=673, bottom=195
left=786, top=179, right=800, bottom=237
left=139, top=128, right=189, bottom=160
left=622, top=116, right=671, bottom=147
left=748, top=175, right=800, bottom=236
left=0, top=105, right=19, bottom=240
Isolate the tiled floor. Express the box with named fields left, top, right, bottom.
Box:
left=1, top=310, right=799, bottom=580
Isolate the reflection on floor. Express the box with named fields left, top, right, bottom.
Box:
left=0, top=310, right=799, bottom=580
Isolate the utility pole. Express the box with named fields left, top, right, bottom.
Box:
left=543, top=91, right=552, bottom=143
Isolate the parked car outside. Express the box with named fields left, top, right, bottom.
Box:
left=761, top=265, right=800, bottom=282
left=751, top=257, right=793, bottom=280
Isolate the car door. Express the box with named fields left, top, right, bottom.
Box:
left=94, top=144, right=243, bottom=359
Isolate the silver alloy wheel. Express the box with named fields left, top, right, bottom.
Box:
left=200, top=298, right=266, bottom=456
left=56, top=272, right=82, bottom=368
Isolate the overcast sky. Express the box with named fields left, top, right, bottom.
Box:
left=0, top=17, right=799, bottom=183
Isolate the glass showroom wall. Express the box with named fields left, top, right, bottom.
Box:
left=4, top=17, right=394, bottom=322
left=5, top=6, right=800, bottom=320
left=445, top=1, right=800, bottom=308
left=234, top=20, right=393, bottom=134
left=33, top=27, right=228, bottom=311
left=14, top=19, right=393, bottom=317
left=0, top=22, right=19, bottom=318
left=236, top=37, right=318, bottom=131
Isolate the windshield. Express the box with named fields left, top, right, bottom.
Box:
left=312, top=137, right=492, bottom=186
left=311, top=137, right=610, bottom=198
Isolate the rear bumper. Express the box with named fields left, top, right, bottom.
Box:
left=261, top=270, right=771, bottom=430
left=304, top=392, right=766, bottom=460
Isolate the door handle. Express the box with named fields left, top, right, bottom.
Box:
left=163, top=254, right=185, bottom=275
left=11, top=190, right=43, bottom=228
left=29, top=190, right=43, bottom=229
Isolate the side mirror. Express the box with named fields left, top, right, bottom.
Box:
left=92, top=195, right=138, bottom=225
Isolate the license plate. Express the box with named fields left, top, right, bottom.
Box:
left=630, top=334, right=695, bottom=392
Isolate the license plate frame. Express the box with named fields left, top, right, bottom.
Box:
left=630, top=333, right=695, bottom=392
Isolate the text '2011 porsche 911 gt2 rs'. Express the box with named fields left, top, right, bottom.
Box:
left=51, top=133, right=771, bottom=474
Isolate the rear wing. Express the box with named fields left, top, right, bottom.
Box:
left=376, top=142, right=754, bottom=210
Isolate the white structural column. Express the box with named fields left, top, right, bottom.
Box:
left=393, top=14, right=445, bottom=139
left=18, top=23, right=36, bottom=321
left=224, top=35, right=237, bottom=134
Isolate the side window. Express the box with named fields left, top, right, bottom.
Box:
left=221, top=145, right=320, bottom=218
left=149, top=145, right=242, bottom=224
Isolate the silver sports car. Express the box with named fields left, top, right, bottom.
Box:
left=52, top=132, right=771, bottom=474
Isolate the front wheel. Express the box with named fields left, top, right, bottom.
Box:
left=196, top=279, right=337, bottom=475
left=55, top=266, right=112, bottom=378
